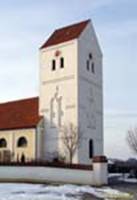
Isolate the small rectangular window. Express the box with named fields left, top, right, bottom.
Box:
left=60, top=57, right=64, bottom=68
left=87, top=60, right=89, bottom=71
left=91, top=62, right=95, bottom=73
left=52, top=60, right=56, bottom=71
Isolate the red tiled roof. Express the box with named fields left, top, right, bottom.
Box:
left=0, top=97, right=42, bottom=130
left=40, top=19, right=90, bottom=49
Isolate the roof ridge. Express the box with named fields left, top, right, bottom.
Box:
left=40, top=19, right=90, bottom=49
left=54, top=19, right=90, bottom=32
left=0, top=96, right=39, bottom=105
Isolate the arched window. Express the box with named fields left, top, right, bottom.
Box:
left=52, top=59, right=56, bottom=71
left=0, top=138, right=7, bottom=148
left=91, top=62, right=95, bottom=74
left=17, top=137, right=28, bottom=147
left=89, top=53, right=93, bottom=60
left=60, top=57, right=64, bottom=68
left=89, top=139, right=94, bottom=158
left=87, top=60, right=89, bottom=71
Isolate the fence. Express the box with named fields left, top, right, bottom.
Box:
left=0, top=156, right=108, bottom=186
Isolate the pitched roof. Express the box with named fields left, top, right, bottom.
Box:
left=40, top=19, right=90, bottom=49
left=0, top=97, right=42, bottom=131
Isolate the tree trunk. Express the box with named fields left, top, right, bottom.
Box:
left=69, top=151, right=73, bottom=164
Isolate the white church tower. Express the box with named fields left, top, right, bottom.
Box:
left=39, top=19, right=103, bottom=164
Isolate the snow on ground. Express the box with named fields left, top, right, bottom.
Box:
left=119, top=177, right=137, bottom=183
left=0, top=183, right=133, bottom=200
left=109, top=173, right=137, bottom=183
left=108, top=173, right=122, bottom=178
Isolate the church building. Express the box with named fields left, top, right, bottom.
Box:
left=0, top=19, right=103, bottom=164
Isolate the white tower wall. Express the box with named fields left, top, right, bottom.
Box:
left=77, top=22, right=103, bottom=164
left=39, top=40, right=79, bottom=161
left=39, top=20, right=103, bottom=164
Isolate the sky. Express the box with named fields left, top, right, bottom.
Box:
left=0, top=0, right=137, bottom=160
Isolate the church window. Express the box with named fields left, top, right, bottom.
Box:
left=87, top=60, right=89, bottom=71
left=52, top=59, right=56, bottom=71
left=91, top=62, right=95, bottom=74
left=60, top=57, right=64, bottom=68
left=89, top=53, right=93, bottom=60
left=0, top=138, right=7, bottom=148
left=17, top=137, right=28, bottom=147
left=89, top=139, right=94, bottom=158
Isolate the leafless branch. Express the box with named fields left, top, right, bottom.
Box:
left=60, top=123, right=82, bottom=163
left=126, top=127, right=137, bottom=153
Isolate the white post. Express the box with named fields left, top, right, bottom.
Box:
left=93, top=156, right=108, bottom=186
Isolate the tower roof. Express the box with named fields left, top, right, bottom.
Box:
left=0, top=97, right=42, bottom=130
left=40, top=19, right=90, bottom=49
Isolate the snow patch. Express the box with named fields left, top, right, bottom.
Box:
left=119, top=177, right=137, bottom=183
left=0, top=183, right=132, bottom=200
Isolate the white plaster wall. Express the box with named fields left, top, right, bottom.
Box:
left=0, top=166, right=92, bottom=185
left=93, top=163, right=108, bottom=186
left=77, top=21, right=103, bottom=164
left=0, top=163, right=107, bottom=186
left=39, top=40, right=79, bottom=162
left=36, top=119, right=45, bottom=160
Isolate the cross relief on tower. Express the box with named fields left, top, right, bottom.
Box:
left=50, top=86, right=64, bottom=127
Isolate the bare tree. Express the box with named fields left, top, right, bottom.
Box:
left=127, top=127, right=137, bottom=153
left=60, top=123, right=82, bottom=164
